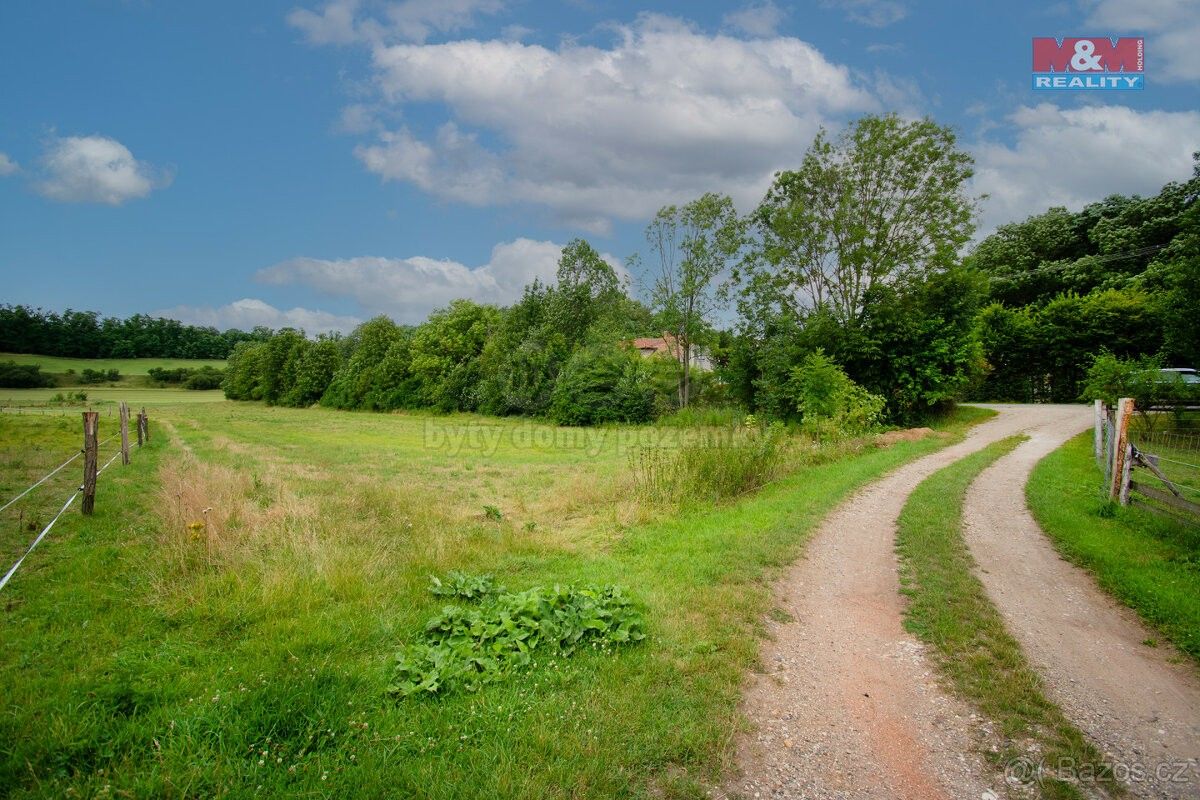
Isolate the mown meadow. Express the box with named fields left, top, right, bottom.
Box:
left=0, top=401, right=990, bottom=798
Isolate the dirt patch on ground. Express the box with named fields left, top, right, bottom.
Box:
left=877, top=427, right=936, bottom=446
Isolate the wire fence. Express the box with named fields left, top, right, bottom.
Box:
left=1094, top=399, right=1200, bottom=525
left=1129, top=427, right=1200, bottom=501
left=0, top=406, right=150, bottom=592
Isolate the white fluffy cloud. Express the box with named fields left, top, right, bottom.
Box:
left=971, top=103, right=1200, bottom=235
left=36, top=135, right=169, bottom=205
left=256, top=238, right=624, bottom=323
left=353, top=15, right=875, bottom=228
left=1085, top=0, right=1199, bottom=82
left=824, top=0, right=908, bottom=27
left=0, top=153, right=17, bottom=176
left=155, top=298, right=361, bottom=334
left=288, top=0, right=505, bottom=45
left=723, top=2, right=787, bottom=37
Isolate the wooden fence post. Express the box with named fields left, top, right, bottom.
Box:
left=119, top=402, right=130, bottom=465
left=82, top=411, right=98, bottom=515
left=1118, top=441, right=1134, bottom=506
left=1093, top=399, right=1104, bottom=467
left=136, top=412, right=144, bottom=447
left=1109, top=397, right=1134, bottom=501
left=142, top=407, right=150, bottom=442
left=1104, top=405, right=1117, bottom=489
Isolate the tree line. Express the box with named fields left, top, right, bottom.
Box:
left=10, top=114, right=1196, bottom=425
left=0, top=306, right=269, bottom=360
left=223, top=240, right=689, bottom=425
left=225, top=115, right=991, bottom=425
left=968, top=163, right=1198, bottom=402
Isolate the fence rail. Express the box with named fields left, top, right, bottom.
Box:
left=1096, top=397, right=1200, bottom=525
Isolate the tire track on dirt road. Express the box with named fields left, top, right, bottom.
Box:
left=963, top=419, right=1200, bottom=799
left=721, top=404, right=1091, bottom=799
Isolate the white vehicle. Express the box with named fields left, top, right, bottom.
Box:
left=1157, top=367, right=1200, bottom=385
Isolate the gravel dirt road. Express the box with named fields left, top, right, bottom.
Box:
left=964, top=412, right=1200, bottom=800
left=719, top=404, right=1099, bottom=800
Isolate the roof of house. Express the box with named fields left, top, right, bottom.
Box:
left=630, top=333, right=680, bottom=357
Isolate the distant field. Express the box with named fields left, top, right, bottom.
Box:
left=0, top=387, right=226, bottom=408
left=0, top=352, right=227, bottom=375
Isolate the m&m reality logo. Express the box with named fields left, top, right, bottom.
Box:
left=1032, top=37, right=1144, bottom=91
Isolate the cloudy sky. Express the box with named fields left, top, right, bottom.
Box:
left=2, top=0, right=1197, bottom=333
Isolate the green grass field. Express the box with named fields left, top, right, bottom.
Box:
left=0, top=352, right=227, bottom=376
left=0, top=387, right=226, bottom=408
left=1028, top=433, right=1200, bottom=661
left=0, top=402, right=990, bottom=798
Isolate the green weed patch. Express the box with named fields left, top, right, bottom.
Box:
left=390, top=577, right=646, bottom=697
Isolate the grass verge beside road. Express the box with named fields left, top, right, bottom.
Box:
left=1027, top=433, right=1200, bottom=663
left=897, top=436, right=1114, bottom=800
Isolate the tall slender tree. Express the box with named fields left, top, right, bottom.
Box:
left=644, top=192, right=746, bottom=407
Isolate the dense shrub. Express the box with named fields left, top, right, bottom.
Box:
left=183, top=366, right=225, bottom=390
left=0, top=361, right=55, bottom=388
left=1081, top=352, right=1198, bottom=410
left=790, top=350, right=885, bottom=437
left=549, top=345, right=656, bottom=426
left=79, top=367, right=119, bottom=384
left=148, top=366, right=192, bottom=383
left=149, top=365, right=226, bottom=389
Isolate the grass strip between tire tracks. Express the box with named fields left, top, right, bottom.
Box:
left=897, top=436, right=1120, bottom=800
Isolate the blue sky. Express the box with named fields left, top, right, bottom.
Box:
left=1, top=0, right=1197, bottom=333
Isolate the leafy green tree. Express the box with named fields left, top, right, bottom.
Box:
left=477, top=240, right=643, bottom=418
left=322, top=317, right=405, bottom=409
left=735, top=114, right=980, bottom=422
left=364, top=333, right=421, bottom=410
left=643, top=192, right=745, bottom=407
left=409, top=300, right=500, bottom=411
left=1036, top=288, right=1162, bottom=402
left=1158, top=174, right=1200, bottom=367
left=283, top=336, right=341, bottom=407
left=748, top=114, right=976, bottom=328
left=223, top=341, right=268, bottom=400
left=253, top=329, right=307, bottom=405
left=549, top=239, right=622, bottom=343
left=848, top=265, right=985, bottom=421
left=975, top=303, right=1039, bottom=402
